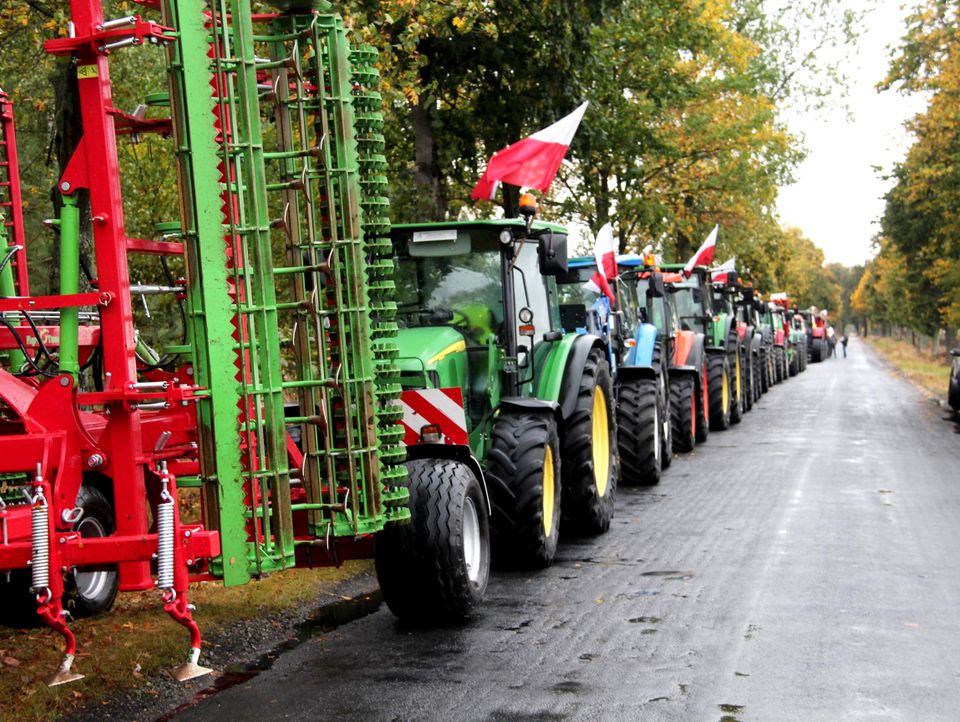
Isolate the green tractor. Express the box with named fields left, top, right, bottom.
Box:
left=662, top=264, right=744, bottom=431
left=389, top=209, right=618, bottom=569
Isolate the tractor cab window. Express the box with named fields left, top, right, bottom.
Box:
left=634, top=276, right=667, bottom=334
left=393, top=226, right=557, bottom=351
left=393, top=249, right=503, bottom=346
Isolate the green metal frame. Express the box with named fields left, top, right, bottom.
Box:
left=163, top=0, right=406, bottom=586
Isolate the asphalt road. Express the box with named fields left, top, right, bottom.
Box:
left=170, top=338, right=960, bottom=722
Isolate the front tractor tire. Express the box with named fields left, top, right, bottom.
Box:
left=617, top=376, right=661, bottom=485
left=487, top=412, right=562, bottom=568
left=708, top=352, right=733, bottom=431
left=561, top=349, right=617, bottom=534
left=670, top=373, right=697, bottom=453
left=375, top=458, right=491, bottom=623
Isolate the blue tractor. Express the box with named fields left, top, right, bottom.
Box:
left=556, top=256, right=669, bottom=485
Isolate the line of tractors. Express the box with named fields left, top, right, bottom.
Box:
left=0, top=0, right=832, bottom=687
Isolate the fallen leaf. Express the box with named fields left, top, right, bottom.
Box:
left=3, top=656, right=21, bottom=667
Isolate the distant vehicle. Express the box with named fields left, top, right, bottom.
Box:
left=949, top=348, right=960, bottom=415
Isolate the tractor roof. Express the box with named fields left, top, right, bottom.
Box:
left=392, top=219, right=568, bottom=235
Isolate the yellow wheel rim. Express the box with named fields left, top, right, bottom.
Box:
left=722, top=368, right=729, bottom=413
left=542, top=444, right=555, bottom=538
left=592, top=387, right=611, bottom=498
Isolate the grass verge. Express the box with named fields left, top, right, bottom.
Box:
left=0, top=560, right=373, bottom=722
left=863, top=336, right=952, bottom=400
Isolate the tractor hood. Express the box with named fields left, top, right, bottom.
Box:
left=396, top=326, right=468, bottom=389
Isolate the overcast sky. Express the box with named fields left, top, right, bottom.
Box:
left=776, top=1, right=929, bottom=267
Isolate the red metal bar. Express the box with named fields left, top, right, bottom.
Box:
left=126, top=237, right=185, bottom=255
left=0, top=292, right=110, bottom=312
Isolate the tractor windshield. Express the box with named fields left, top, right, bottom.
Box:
left=393, top=230, right=553, bottom=346
left=633, top=276, right=668, bottom=334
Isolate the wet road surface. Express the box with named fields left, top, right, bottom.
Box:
left=172, top=339, right=960, bottom=721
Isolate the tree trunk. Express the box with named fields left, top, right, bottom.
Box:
left=501, top=183, right=520, bottom=219
left=51, top=63, right=93, bottom=295
left=946, top=327, right=957, bottom=353
left=411, top=95, right=445, bottom=221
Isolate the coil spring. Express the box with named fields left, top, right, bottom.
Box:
left=156, top=497, right=174, bottom=591
left=30, top=501, right=49, bottom=592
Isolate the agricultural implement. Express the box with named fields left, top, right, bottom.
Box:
left=558, top=254, right=668, bottom=485
left=390, top=208, right=618, bottom=569
left=0, top=0, right=488, bottom=686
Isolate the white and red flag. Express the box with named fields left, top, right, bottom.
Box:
left=471, top=102, right=589, bottom=201
left=683, top=224, right=719, bottom=276
left=711, top=256, right=736, bottom=283
left=582, top=222, right=617, bottom=303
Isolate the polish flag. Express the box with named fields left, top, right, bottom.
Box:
left=682, top=224, right=719, bottom=276
left=582, top=222, right=617, bottom=303
left=711, top=256, right=736, bottom=283
left=471, top=102, right=589, bottom=201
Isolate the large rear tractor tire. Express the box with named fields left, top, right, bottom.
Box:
left=670, top=373, right=697, bottom=453
left=656, top=349, right=673, bottom=470
left=788, top=347, right=799, bottom=377
left=695, top=359, right=710, bottom=444
left=63, top=486, right=119, bottom=619
left=561, top=349, right=617, bottom=534
left=487, top=412, right=562, bottom=567
left=617, top=376, right=661, bottom=485
left=708, top=352, right=732, bottom=431
left=773, top=346, right=785, bottom=384
left=759, top=348, right=770, bottom=393
left=376, top=459, right=491, bottom=622
left=730, top=344, right=744, bottom=425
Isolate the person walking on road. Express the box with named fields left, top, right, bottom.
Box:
left=827, top=325, right=836, bottom=358
left=841, top=333, right=848, bottom=358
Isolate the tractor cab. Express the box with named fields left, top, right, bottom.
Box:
left=660, top=266, right=717, bottom=336
left=391, top=219, right=568, bottom=430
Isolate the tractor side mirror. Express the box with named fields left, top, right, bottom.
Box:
left=647, top=273, right=666, bottom=298
left=537, top=231, right=568, bottom=276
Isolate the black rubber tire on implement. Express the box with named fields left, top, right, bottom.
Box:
left=670, top=373, right=697, bottom=453
left=487, top=411, right=562, bottom=568
left=560, top=348, right=617, bottom=535
left=63, top=486, right=119, bottom=619
left=375, top=458, right=490, bottom=622
left=0, top=569, right=39, bottom=628
left=695, top=359, right=710, bottom=444
left=618, top=376, right=661, bottom=485
left=708, top=352, right=732, bottom=431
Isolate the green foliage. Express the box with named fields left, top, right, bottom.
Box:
left=857, top=0, right=960, bottom=337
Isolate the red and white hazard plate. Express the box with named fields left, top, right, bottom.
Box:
left=400, top=388, right=469, bottom=447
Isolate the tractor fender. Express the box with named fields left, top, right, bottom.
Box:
left=628, top=323, right=658, bottom=368
left=669, top=365, right=699, bottom=376
left=674, top=331, right=706, bottom=371
left=537, top=333, right=606, bottom=422
left=617, top=365, right=657, bottom=382
left=405, top=443, right=492, bottom=515
left=750, top=331, right=762, bottom=356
